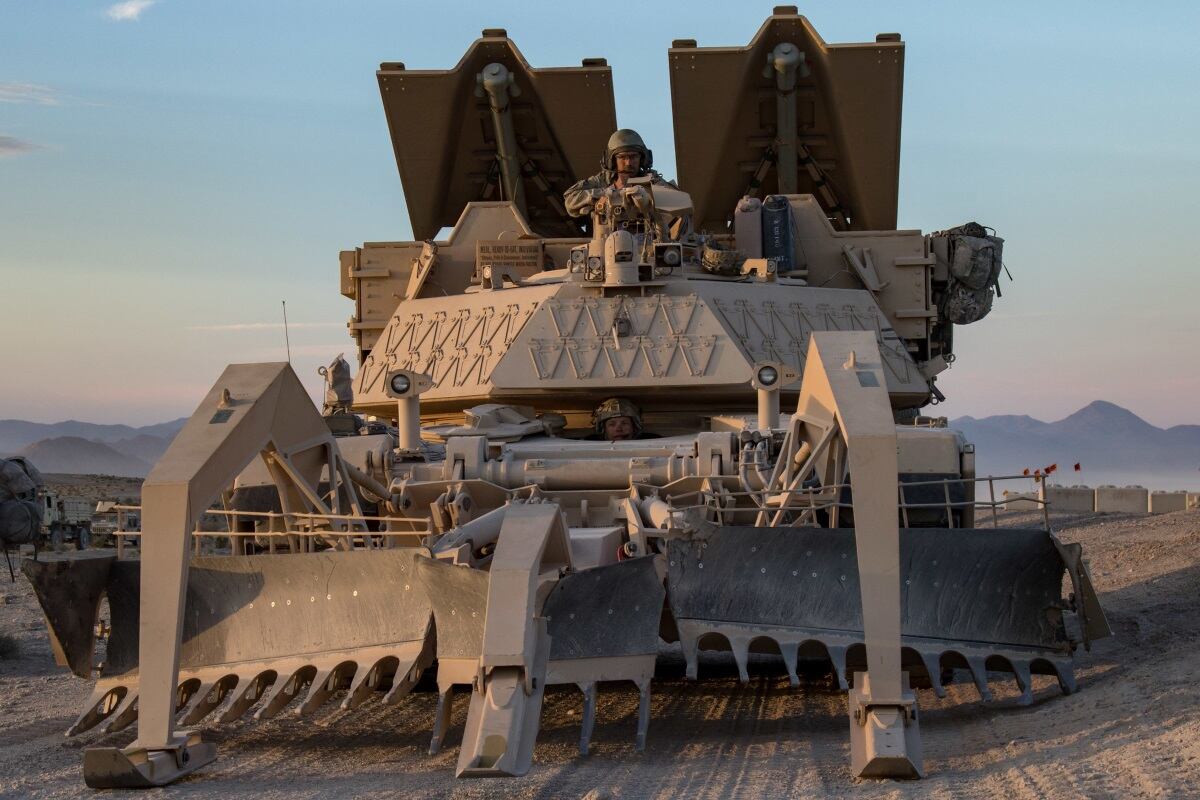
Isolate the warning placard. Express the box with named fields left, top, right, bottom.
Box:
left=475, top=239, right=544, bottom=279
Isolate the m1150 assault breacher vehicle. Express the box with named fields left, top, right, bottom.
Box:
left=23, top=7, right=1109, bottom=789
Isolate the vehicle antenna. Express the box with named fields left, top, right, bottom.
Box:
left=282, top=300, right=292, bottom=363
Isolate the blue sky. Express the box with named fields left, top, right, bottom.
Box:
left=2, top=1, right=1198, bottom=426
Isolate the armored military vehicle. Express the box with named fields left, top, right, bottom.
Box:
left=23, top=8, right=1108, bottom=789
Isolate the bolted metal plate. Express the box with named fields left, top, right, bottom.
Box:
left=100, top=548, right=433, bottom=677
left=22, top=553, right=116, bottom=677
left=667, top=527, right=1068, bottom=650
left=544, top=556, right=665, bottom=661
left=417, top=557, right=488, bottom=660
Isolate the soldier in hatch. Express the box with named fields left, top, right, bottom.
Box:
left=587, top=397, right=660, bottom=441
left=563, top=129, right=675, bottom=218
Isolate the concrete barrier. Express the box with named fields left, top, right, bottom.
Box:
left=1094, top=485, right=1148, bottom=514
left=1041, top=485, right=1096, bottom=513
left=1002, top=491, right=1042, bottom=512
left=1188, top=493, right=1200, bottom=510
left=1149, top=491, right=1188, bottom=513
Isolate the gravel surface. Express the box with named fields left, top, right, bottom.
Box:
left=1, top=509, right=1197, bottom=799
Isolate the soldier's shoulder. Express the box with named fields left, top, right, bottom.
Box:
left=568, top=170, right=612, bottom=189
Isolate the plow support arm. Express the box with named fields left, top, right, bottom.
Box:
left=796, top=332, right=922, bottom=779
left=89, top=362, right=342, bottom=788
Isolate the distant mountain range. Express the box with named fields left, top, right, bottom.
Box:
left=1, top=404, right=1196, bottom=489
left=951, top=401, right=1200, bottom=491
left=0, top=418, right=186, bottom=478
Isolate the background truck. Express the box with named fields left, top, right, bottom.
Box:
left=41, top=490, right=92, bottom=549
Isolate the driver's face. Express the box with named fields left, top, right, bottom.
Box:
left=604, top=416, right=635, bottom=441
left=614, top=151, right=642, bottom=176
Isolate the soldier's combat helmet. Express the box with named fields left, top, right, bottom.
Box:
left=604, top=129, right=653, bottom=171
left=591, top=396, right=644, bottom=435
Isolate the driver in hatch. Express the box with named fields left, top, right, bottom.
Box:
left=587, top=397, right=659, bottom=441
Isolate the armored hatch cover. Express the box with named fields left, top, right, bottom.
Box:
left=669, top=8, right=904, bottom=233
left=378, top=30, right=616, bottom=241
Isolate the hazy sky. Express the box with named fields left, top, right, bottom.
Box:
left=2, top=1, right=1198, bottom=427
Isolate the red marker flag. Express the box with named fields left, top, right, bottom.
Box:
left=1023, top=468, right=1031, bottom=476
left=1074, top=462, right=1082, bottom=471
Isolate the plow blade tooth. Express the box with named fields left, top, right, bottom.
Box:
left=965, top=655, right=993, bottom=702
left=218, top=670, right=276, bottom=723
left=429, top=685, right=456, bottom=756
left=1012, top=660, right=1034, bottom=705
left=383, top=636, right=436, bottom=705
left=730, top=637, right=751, bottom=685
left=826, top=644, right=850, bottom=690
left=681, top=631, right=699, bottom=680
left=298, top=659, right=356, bottom=716
left=67, top=682, right=129, bottom=736
left=101, top=691, right=139, bottom=734
left=781, top=641, right=800, bottom=687
left=342, top=651, right=400, bottom=710
left=1056, top=663, right=1078, bottom=695
left=917, top=649, right=946, bottom=698
left=179, top=673, right=238, bottom=726
left=635, top=679, right=651, bottom=752
left=577, top=683, right=597, bottom=756
left=255, top=664, right=315, bottom=720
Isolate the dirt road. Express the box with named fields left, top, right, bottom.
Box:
left=2, top=509, right=1197, bottom=799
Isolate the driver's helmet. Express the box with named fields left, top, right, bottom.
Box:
left=604, top=129, right=652, bottom=172
left=591, top=396, right=643, bottom=436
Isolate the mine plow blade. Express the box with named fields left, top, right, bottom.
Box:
left=417, top=504, right=664, bottom=776
left=24, top=548, right=434, bottom=736
left=667, top=525, right=1101, bottom=703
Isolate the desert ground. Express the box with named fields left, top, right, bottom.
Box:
left=40, top=474, right=143, bottom=506
left=1, top=505, right=1197, bottom=800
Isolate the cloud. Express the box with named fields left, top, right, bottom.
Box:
left=187, top=322, right=344, bottom=331
left=0, top=136, right=40, bottom=157
left=105, top=0, right=157, bottom=21
left=0, top=83, right=58, bottom=105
